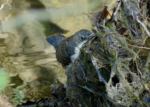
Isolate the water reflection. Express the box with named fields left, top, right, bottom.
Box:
left=0, top=0, right=117, bottom=104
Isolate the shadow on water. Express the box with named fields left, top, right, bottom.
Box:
left=0, top=0, right=67, bottom=102
left=25, top=0, right=69, bottom=35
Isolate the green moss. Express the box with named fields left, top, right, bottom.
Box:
left=12, top=83, right=27, bottom=105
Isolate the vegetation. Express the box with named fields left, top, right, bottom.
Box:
left=1, top=0, right=150, bottom=106
left=65, top=0, right=150, bottom=106
left=0, top=68, right=9, bottom=92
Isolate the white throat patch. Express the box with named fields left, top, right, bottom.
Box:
left=71, top=41, right=87, bottom=62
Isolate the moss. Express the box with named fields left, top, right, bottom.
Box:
left=11, top=83, right=27, bottom=105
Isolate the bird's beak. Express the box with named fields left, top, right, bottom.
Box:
left=88, top=33, right=96, bottom=39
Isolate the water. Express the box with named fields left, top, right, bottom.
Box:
left=0, top=0, right=116, bottom=104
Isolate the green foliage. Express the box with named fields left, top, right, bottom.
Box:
left=0, top=68, right=10, bottom=92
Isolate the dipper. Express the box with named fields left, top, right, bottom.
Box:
left=46, top=29, right=95, bottom=69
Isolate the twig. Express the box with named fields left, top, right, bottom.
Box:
left=90, top=55, right=107, bottom=84
left=92, top=26, right=102, bottom=35
left=0, top=0, right=11, bottom=10
left=136, top=16, right=150, bottom=36
left=135, top=60, right=142, bottom=76
left=128, top=44, right=150, bottom=50
left=114, top=1, right=121, bottom=21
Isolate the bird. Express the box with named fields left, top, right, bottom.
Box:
left=46, top=29, right=95, bottom=69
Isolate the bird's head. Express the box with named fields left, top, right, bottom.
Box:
left=72, top=29, right=95, bottom=45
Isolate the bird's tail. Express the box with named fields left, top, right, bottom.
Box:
left=46, top=34, right=66, bottom=50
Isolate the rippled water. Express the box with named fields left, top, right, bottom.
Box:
left=0, top=0, right=116, bottom=104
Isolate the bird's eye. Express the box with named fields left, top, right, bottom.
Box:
left=80, top=36, right=84, bottom=40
